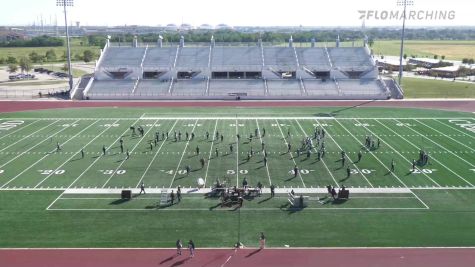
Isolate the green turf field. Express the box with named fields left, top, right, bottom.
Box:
left=0, top=107, right=474, bottom=248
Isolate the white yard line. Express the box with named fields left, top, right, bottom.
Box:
left=0, top=120, right=40, bottom=141
left=377, top=119, right=474, bottom=187
left=1, top=119, right=93, bottom=188
left=58, top=197, right=162, bottom=200
left=46, top=191, right=64, bottom=210
left=409, top=190, right=430, bottom=209
left=396, top=119, right=474, bottom=168
left=336, top=119, right=408, bottom=188
left=256, top=119, right=272, bottom=185
left=315, top=119, right=374, bottom=188
left=415, top=119, right=475, bottom=153
left=136, top=116, right=475, bottom=120
left=0, top=120, right=58, bottom=153
left=435, top=119, right=475, bottom=140
left=235, top=118, right=239, bottom=187
left=204, top=119, right=219, bottom=186
left=0, top=120, right=71, bottom=169
left=102, top=119, right=160, bottom=188
left=168, top=119, right=199, bottom=188
left=357, top=119, right=441, bottom=187
left=35, top=119, right=120, bottom=188
left=135, top=120, right=178, bottom=188
left=294, top=119, right=339, bottom=187
left=47, top=207, right=429, bottom=212
left=11, top=186, right=472, bottom=193
left=66, top=118, right=143, bottom=189
left=275, top=119, right=306, bottom=187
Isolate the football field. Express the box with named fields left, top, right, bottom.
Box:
left=0, top=106, right=474, bottom=248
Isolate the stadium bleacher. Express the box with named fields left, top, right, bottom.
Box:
left=81, top=37, right=394, bottom=100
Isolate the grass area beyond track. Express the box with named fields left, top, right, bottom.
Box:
left=0, top=106, right=474, bottom=248
left=402, top=78, right=475, bottom=98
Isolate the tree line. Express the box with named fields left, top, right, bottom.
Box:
left=105, top=28, right=475, bottom=44
left=0, top=35, right=64, bottom=47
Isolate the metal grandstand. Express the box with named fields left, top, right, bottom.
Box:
left=73, top=36, right=402, bottom=100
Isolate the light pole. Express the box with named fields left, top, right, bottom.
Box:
left=397, top=0, right=414, bottom=85
left=56, top=0, right=74, bottom=92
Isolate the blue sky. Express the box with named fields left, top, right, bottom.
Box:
left=0, top=0, right=472, bottom=27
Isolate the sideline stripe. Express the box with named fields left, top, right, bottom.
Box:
left=8, top=117, right=475, bottom=121
left=1, top=246, right=474, bottom=250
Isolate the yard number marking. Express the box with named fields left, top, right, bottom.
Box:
left=39, top=170, right=65, bottom=175
left=99, top=170, right=126, bottom=175
left=350, top=169, right=375, bottom=175
left=61, top=123, right=78, bottom=127
left=227, top=169, right=248, bottom=175
left=355, top=123, right=372, bottom=127
left=288, top=169, right=312, bottom=175
left=0, top=121, right=24, bottom=131
left=411, top=169, right=436, bottom=174
left=396, top=123, right=415, bottom=127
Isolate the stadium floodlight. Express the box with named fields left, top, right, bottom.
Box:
left=397, top=0, right=414, bottom=85
left=56, top=0, right=74, bottom=93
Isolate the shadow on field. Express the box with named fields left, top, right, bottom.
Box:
left=258, top=196, right=272, bottom=204
left=323, top=100, right=375, bottom=117
left=170, top=257, right=190, bottom=267
left=159, top=254, right=175, bottom=265
left=245, top=249, right=262, bottom=258
left=109, top=199, right=129, bottom=205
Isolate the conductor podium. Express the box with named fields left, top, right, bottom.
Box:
left=338, top=189, right=350, bottom=199
left=121, top=190, right=132, bottom=199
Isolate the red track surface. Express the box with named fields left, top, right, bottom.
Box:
left=0, top=100, right=474, bottom=113
left=0, top=100, right=473, bottom=266
left=1, top=248, right=474, bottom=267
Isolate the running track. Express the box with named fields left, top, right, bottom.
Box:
left=1, top=248, right=474, bottom=267
left=0, top=100, right=474, bottom=267
left=0, top=99, right=474, bottom=113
